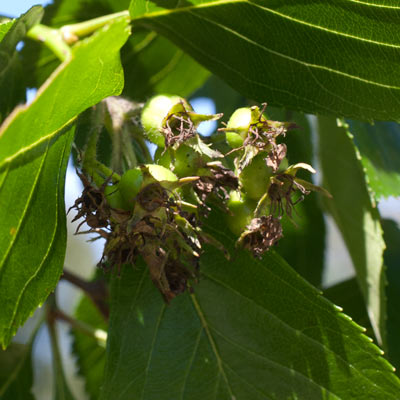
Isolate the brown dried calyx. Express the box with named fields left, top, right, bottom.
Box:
left=70, top=171, right=207, bottom=303
left=238, top=216, right=283, bottom=257
left=99, top=204, right=202, bottom=303
left=162, top=111, right=197, bottom=148
left=266, top=143, right=287, bottom=173
left=68, top=170, right=111, bottom=232
left=267, top=174, right=310, bottom=218
left=194, top=162, right=239, bottom=207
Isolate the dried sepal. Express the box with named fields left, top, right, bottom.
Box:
left=68, top=170, right=111, bottom=232
left=193, top=162, right=239, bottom=207
left=237, top=216, right=283, bottom=257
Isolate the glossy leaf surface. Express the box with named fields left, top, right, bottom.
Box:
left=100, top=212, right=400, bottom=399
left=21, top=0, right=209, bottom=100
left=130, top=0, right=400, bottom=121
left=0, top=16, right=130, bottom=347
left=318, top=116, right=386, bottom=345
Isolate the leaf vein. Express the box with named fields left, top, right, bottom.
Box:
left=8, top=133, right=71, bottom=337
left=0, top=144, right=48, bottom=271
left=203, top=273, right=389, bottom=395
left=190, top=294, right=235, bottom=398
left=179, top=327, right=203, bottom=400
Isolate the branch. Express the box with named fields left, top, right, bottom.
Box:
left=62, top=269, right=109, bottom=320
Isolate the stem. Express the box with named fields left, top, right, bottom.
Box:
left=122, top=125, right=138, bottom=169
left=111, top=126, right=123, bottom=174
left=46, top=295, right=75, bottom=399
left=53, top=308, right=107, bottom=348
left=82, top=104, right=109, bottom=186
left=93, top=160, right=121, bottom=182
left=62, top=269, right=109, bottom=321
left=27, top=24, right=71, bottom=61
left=60, top=10, right=130, bottom=44
left=254, top=191, right=269, bottom=217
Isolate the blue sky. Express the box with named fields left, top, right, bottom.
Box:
left=1, top=1, right=51, bottom=17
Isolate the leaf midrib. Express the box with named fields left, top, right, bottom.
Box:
left=0, top=145, right=48, bottom=271
left=201, top=271, right=393, bottom=397
left=7, top=134, right=70, bottom=340
left=190, top=293, right=234, bottom=398
left=133, top=0, right=400, bottom=49
left=0, top=116, right=76, bottom=169
left=153, top=11, right=400, bottom=94
left=146, top=16, right=399, bottom=119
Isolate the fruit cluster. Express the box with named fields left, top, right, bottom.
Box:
left=71, top=95, right=327, bottom=301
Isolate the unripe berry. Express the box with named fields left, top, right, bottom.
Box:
left=240, top=153, right=273, bottom=200
left=141, top=95, right=192, bottom=147
left=104, top=184, right=130, bottom=210
left=119, top=167, right=144, bottom=209
left=226, top=191, right=256, bottom=236
left=225, top=107, right=261, bottom=148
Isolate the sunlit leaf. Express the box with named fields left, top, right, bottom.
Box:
left=21, top=0, right=209, bottom=99
left=0, top=16, right=130, bottom=348
left=130, top=0, right=400, bottom=121
left=100, top=211, right=399, bottom=399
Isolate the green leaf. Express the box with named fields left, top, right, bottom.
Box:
left=22, top=0, right=209, bottom=99
left=346, top=120, right=400, bottom=200
left=0, top=16, right=130, bottom=348
left=324, top=278, right=372, bottom=338
left=122, top=30, right=210, bottom=100
left=100, top=211, right=400, bottom=399
left=0, top=6, right=43, bottom=122
left=318, top=116, right=386, bottom=346
left=381, top=219, right=400, bottom=373
left=130, top=0, right=400, bottom=121
left=0, top=343, right=34, bottom=399
left=71, top=294, right=107, bottom=400
left=0, top=20, right=16, bottom=42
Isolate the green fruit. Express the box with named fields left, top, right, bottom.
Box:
left=226, top=191, right=256, bottom=236
left=141, top=95, right=191, bottom=147
left=277, top=157, right=289, bottom=173
left=119, top=167, right=144, bottom=208
left=154, top=147, right=172, bottom=169
left=145, top=164, right=178, bottom=183
left=104, top=185, right=130, bottom=210
left=174, top=145, right=205, bottom=177
left=226, top=107, right=264, bottom=148
left=240, top=153, right=273, bottom=200
left=155, top=146, right=208, bottom=177
left=225, top=108, right=252, bottom=148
